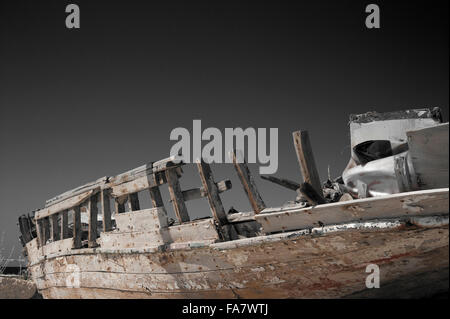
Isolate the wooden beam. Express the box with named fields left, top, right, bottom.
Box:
left=196, top=160, right=228, bottom=225
left=36, top=219, right=44, bottom=247
left=299, top=182, right=326, bottom=206
left=18, top=215, right=33, bottom=244
left=127, top=193, right=140, bottom=211
left=50, top=214, right=60, bottom=242
left=72, top=206, right=82, bottom=249
left=101, top=190, right=112, bottom=232
left=35, top=188, right=100, bottom=220
left=149, top=187, right=164, bottom=208
left=108, top=156, right=183, bottom=187
left=110, top=173, right=166, bottom=198
left=42, top=217, right=50, bottom=245
left=60, top=210, right=69, bottom=239
left=87, top=194, right=99, bottom=248
left=230, top=150, right=266, bottom=214
left=256, top=188, right=449, bottom=234
left=45, top=176, right=108, bottom=208
left=292, top=130, right=324, bottom=197
left=165, top=168, right=190, bottom=223
left=260, top=175, right=300, bottom=191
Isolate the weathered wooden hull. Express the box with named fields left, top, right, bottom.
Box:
left=27, top=222, right=449, bottom=299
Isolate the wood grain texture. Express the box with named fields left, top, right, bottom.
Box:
left=230, top=150, right=266, bottom=214
left=196, top=160, right=228, bottom=225
left=72, top=206, right=82, bottom=249
left=292, top=130, right=323, bottom=198
left=165, top=169, right=190, bottom=223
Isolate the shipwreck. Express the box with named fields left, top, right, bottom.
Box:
left=18, top=108, right=449, bottom=298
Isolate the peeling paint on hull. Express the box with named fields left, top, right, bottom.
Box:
left=28, top=224, right=449, bottom=299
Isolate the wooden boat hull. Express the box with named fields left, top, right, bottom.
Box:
left=27, top=221, right=449, bottom=299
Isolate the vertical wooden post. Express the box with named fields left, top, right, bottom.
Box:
left=18, top=215, right=33, bottom=244
left=292, top=130, right=324, bottom=197
left=230, top=150, right=266, bottom=214
left=101, top=189, right=112, bottom=232
left=88, top=194, right=99, bottom=248
left=114, top=197, right=126, bottom=214
left=42, top=217, right=50, bottom=245
left=72, top=206, right=82, bottom=249
left=165, top=168, right=190, bottom=223
left=127, top=193, right=140, bottom=211
left=149, top=187, right=164, bottom=208
left=36, top=219, right=44, bottom=247
left=60, top=210, right=69, bottom=239
left=196, top=160, right=228, bottom=225
left=50, top=214, right=60, bottom=242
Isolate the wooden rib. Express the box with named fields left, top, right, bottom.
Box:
left=299, top=182, right=326, bottom=205
left=18, top=215, right=33, bottom=244
left=50, top=214, right=60, bottom=241
left=72, top=206, right=82, bottom=249
left=35, top=188, right=99, bottom=220
left=230, top=150, right=266, bottom=214
left=165, top=168, right=190, bottom=223
left=292, top=130, right=324, bottom=198
left=60, top=210, right=69, bottom=239
left=196, top=160, right=228, bottom=225
left=88, top=194, right=99, bottom=248
left=101, top=190, right=112, bottom=232
left=42, top=218, right=50, bottom=245
left=149, top=187, right=164, bottom=208
left=128, top=193, right=140, bottom=211
left=260, top=175, right=300, bottom=191
left=36, top=219, right=44, bottom=247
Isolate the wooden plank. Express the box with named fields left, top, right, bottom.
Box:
left=256, top=188, right=449, bottom=234
left=18, top=215, right=33, bottom=244
left=42, top=218, right=50, bottom=246
left=182, top=180, right=232, bottom=202
left=72, top=206, right=82, bottom=249
left=230, top=150, right=266, bottom=214
left=35, top=188, right=100, bottom=220
left=60, top=210, right=69, bottom=239
left=196, top=160, right=228, bottom=225
left=101, top=190, right=112, bottom=232
left=299, top=182, right=326, bottom=205
left=149, top=187, right=164, bottom=208
left=260, top=175, right=300, bottom=191
left=88, top=194, right=99, bottom=248
left=50, top=214, right=60, bottom=242
left=127, top=193, right=140, bottom=211
left=108, top=156, right=184, bottom=186
left=35, top=219, right=44, bottom=247
left=110, top=173, right=166, bottom=198
left=165, top=168, right=190, bottom=223
left=114, top=207, right=168, bottom=232
left=45, top=176, right=108, bottom=208
left=292, top=130, right=324, bottom=198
